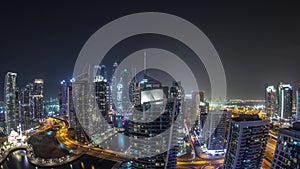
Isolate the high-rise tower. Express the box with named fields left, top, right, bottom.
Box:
left=224, top=114, right=269, bottom=169
left=271, top=122, right=300, bottom=169
left=265, top=84, right=277, bottom=119
left=128, top=75, right=179, bottom=169
left=33, top=79, right=44, bottom=121
left=278, top=82, right=293, bottom=126
left=296, top=85, right=300, bottom=122
left=4, top=72, right=18, bottom=133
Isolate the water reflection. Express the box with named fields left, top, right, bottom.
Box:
left=1, top=150, right=115, bottom=169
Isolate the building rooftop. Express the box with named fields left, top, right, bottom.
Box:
left=232, top=114, right=261, bottom=122
left=279, top=122, right=300, bottom=139
left=292, top=122, right=300, bottom=131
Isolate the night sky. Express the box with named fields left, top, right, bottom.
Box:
left=0, top=1, right=300, bottom=100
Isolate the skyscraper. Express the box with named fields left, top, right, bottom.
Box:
left=278, top=82, right=293, bottom=126
left=128, top=75, right=179, bottom=169
left=94, top=75, right=108, bottom=120
left=59, top=78, right=87, bottom=142
left=198, top=91, right=209, bottom=129
left=223, top=114, right=269, bottom=169
left=4, top=72, right=18, bottom=133
left=265, top=84, right=277, bottom=119
left=111, top=62, right=119, bottom=111
left=33, top=79, right=44, bottom=121
left=20, top=83, right=34, bottom=130
left=271, top=122, right=300, bottom=169
left=296, top=85, right=300, bottom=122
left=73, top=70, right=113, bottom=144
left=206, top=110, right=231, bottom=151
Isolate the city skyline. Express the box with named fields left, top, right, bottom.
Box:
left=1, top=1, right=300, bottom=100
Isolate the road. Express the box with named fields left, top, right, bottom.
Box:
left=51, top=117, right=130, bottom=163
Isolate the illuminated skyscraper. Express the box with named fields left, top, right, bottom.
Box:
left=206, top=110, right=231, bottom=151
left=0, top=101, right=5, bottom=123
left=20, top=83, right=34, bottom=130
left=73, top=69, right=113, bottom=144
left=59, top=78, right=87, bottom=142
left=128, top=76, right=179, bottom=169
left=111, top=62, right=119, bottom=111
left=278, top=82, right=293, bottom=125
left=182, top=93, right=195, bottom=129
left=271, top=122, right=300, bottom=169
left=94, top=75, right=108, bottom=120
left=58, top=80, right=69, bottom=117
left=296, top=85, right=300, bottom=122
left=72, top=73, right=92, bottom=142
left=170, top=81, right=186, bottom=156
left=33, top=79, right=44, bottom=121
left=15, top=87, right=20, bottom=129
left=58, top=79, right=76, bottom=118
left=4, top=72, right=18, bottom=132
left=224, top=114, right=269, bottom=169
left=265, top=84, right=277, bottom=119
left=198, top=91, right=209, bottom=143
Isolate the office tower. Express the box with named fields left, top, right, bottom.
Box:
left=0, top=101, right=5, bottom=133
left=4, top=72, right=18, bottom=133
left=199, top=91, right=209, bottom=144
left=206, top=110, right=231, bottom=151
left=59, top=78, right=87, bottom=142
left=72, top=73, right=92, bottom=141
left=271, top=122, right=300, bottom=169
left=58, top=79, right=75, bottom=117
left=111, top=62, right=119, bottom=110
left=265, top=84, right=277, bottom=119
left=111, top=66, right=131, bottom=116
left=73, top=70, right=112, bottom=144
left=20, top=84, right=34, bottom=130
left=15, top=87, right=21, bottom=131
left=191, top=91, right=200, bottom=126
left=223, top=114, right=269, bottom=169
left=33, top=79, right=44, bottom=121
left=33, top=79, right=43, bottom=95
left=182, top=93, right=195, bottom=129
left=98, top=65, right=111, bottom=109
left=100, top=65, right=108, bottom=81
left=296, top=85, right=300, bottom=122
left=94, top=75, right=108, bottom=120
left=199, top=91, right=208, bottom=116
left=58, top=80, right=68, bottom=117
left=278, top=83, right=293, bottom=125
left=0, top=101, right=5, bottom=122
left=170, top=81, right=186, bottom=156
left=94, top=65, right=110, bottom=121
left=128, top=75, right=178, bottom=169
left=44, top=98, right=59, bottom=116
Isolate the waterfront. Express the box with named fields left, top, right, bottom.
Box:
left=1, top=150, right=116, bottom=169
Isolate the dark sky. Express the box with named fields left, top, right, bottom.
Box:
left=0, top=1, right=300, bottom=100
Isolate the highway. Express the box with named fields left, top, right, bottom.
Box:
left=51, top=117, right=282, bottom=169
left=51, top=117, right=130, bottom=163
